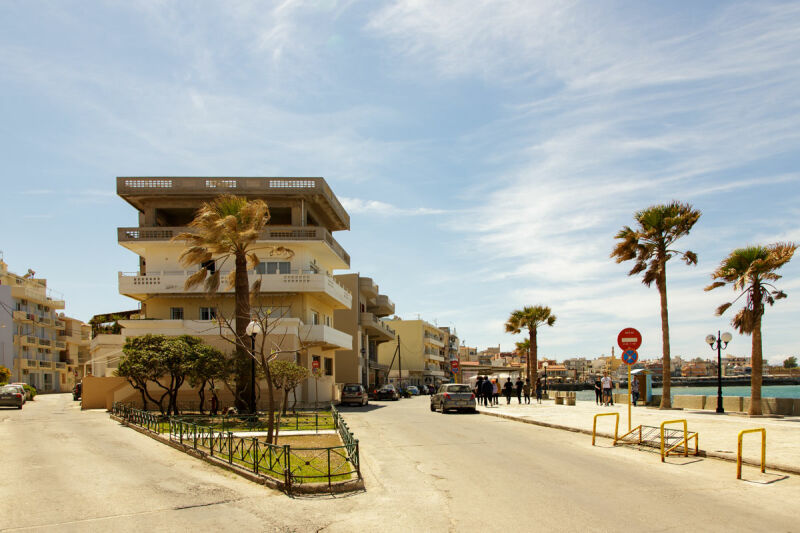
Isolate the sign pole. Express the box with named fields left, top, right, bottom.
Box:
left=617, top=327, right=642, bottom=434
left=627, top=364, right=631, bottom=432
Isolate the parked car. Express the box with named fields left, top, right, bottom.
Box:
left=430, top=383, right=477, bottom=413
left=5, top=384, right=27, bottom=404
left=0, top=385, right=24, bottom=409
left=73, top=382, right=82, bottom=401
left=375, top=384, right=400, bottom=401
left=340, top=383, right=368, bottom=406
left=10, top=383, right=31, bottom=401
left=405, top=385, right=420, bottom=396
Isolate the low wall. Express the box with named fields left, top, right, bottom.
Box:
left=673, top=395, right=705, bottom=410
left=81, top=376, right=129, bottom=410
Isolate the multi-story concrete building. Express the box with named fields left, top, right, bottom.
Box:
left=109, top=176, right=354, bottom=404
left=439, top=326, right=459, bottom=382
left=0, top=258, right=78, bottom=392
left=333, top=274, right=395, bottom=388
left=564, top=357, right=589, bottom=381
left=378, top=319, right=447, bottom=388
left=458, top=345, right=478, bottom=362
left=59, top=315, right=91, bottom=381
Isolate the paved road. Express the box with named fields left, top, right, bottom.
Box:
left=1, top=394, right=798, bottom=532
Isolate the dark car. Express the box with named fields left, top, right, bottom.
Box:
left=73, top=382, right=82, bottom=401
left=340, top=383, right=368, bottom=406
left=376, top=384, right=400, bottom=401
left=0, top=385, right=24, bottom=409
left=430, top=383, right=477, bottom=413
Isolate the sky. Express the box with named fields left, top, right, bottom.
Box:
left=1, top=1, right=799, bottom=364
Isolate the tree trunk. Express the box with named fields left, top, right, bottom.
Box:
left=530, top=327, right=538, bottom=384
left=749, top=284, right=763, bottom=416
left=658, top=262, right=672, bottom=409
left=198, top=380, right=206, bottom=414
left=283, top=389, right=289, bottom=416
left=264, top=362, right=276, bottom=444
left=233, top=252, right=251, bottom=412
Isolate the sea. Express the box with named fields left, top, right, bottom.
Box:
left=575, top=384, right=800, bottom=402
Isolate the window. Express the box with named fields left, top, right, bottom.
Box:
left=325, top=315, right=331, bottom=327
left=324, top=357, right=333, bottom=376
left=311, top=311, right=320, bottom=325
left=170, top=307, right=184, bottom=320
left=200, top=307, right=217, bottom=320
left=256, top=261, right=290, bottom=274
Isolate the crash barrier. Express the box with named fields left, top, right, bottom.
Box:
left=737, top=428, right=766, bottom=480
left=592, top=412, right=619, bottom=445
left=614, top=422, right=699, bottom=462
left=112, top=403, right=360, bottom=492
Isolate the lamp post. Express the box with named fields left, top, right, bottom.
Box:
left=706, top=331, right=732, bottom=414
left=246, top=320, right=263, bottom=415
left=543, top=362, right=549, bottom=395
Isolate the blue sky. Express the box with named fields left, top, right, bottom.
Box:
left=1, top=1, right=799, bottom=364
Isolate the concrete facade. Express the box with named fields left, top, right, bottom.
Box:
left=377, top=319, right=448, bottom=388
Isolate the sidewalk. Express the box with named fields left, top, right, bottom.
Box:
left=477, top=398, right=800, bottom=474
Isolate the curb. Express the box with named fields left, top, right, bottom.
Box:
left=110, top=415, right=366, bottom=495
left=478, top=410, right=800, bottom=476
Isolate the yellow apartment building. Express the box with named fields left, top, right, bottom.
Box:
left=439, top=326, right=459, bottom=381
left=102, top=176, right=354, bottom=405
left=0, top=257, right=79, bottom=392
left=333, top=274, right=395, bottom=389
left=377, top=318, right=448, bottom=388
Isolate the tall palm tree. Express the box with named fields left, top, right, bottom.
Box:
left=174, top=194, right=284, bottom=412
left=611, top=201, right=701, bottom=409
left=505, top=306, right=556, bottom=385
left=705, top=243, right=797, bottom=416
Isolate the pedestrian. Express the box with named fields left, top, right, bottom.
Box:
left=523, top=378, right=531, bottom=404
left=535, top=378, right=543, bottom=404
left=515, top=377, right=523, bottom=404
left=503, top=378, right=513, bottom=404
left=631, top=378, right=639, bottom=406
left=594, top=379, right=602, bottom=406
left=601, top=372, right=612, bottom=406
left=475, top=376, right=484, bottom=406
left=482, top=376, right=494, bottom=407
left=492, top=378, right=499, bottom=405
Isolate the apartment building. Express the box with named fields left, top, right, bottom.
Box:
left=0, top=258, right=79, bottom=392
left=439, top=326, right=459, bottom=382
left=60, top=315, right=91, bottom=380
left=377, top=318, right=447, bottom=388
left=458, top=345, right=478, bottom=362
left=333, top=274, right=395, bottom=388
left=109, top=177, right=354, bottom=405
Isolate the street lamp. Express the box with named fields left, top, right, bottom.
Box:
left=543, top=362, right=549, bottom=395
left=706, top=331, right=732, bottom=414
left=245, top=320, right=263, bottom=415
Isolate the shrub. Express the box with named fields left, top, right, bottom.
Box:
left=23, top=384, right=37, bottom=399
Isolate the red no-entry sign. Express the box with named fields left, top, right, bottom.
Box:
left=312, top=359, right=320, bottom=370
left=617, top=327, right=642, bottom=351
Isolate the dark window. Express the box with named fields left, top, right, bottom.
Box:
left=256, top=261, right=290, bottom=274
left=200, top=307, right=216, bottom=320
left=170, top=307, right=184, bottom=320
left=324, top=357, right=333, bottom=376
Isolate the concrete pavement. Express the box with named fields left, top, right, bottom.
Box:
left=476, top=397, right=800, bottom=472
left=1, top=394, right=799, bottom=532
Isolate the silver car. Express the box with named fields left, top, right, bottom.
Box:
left=430, top=383, right=477, bottom=413
left=0, top=385, right=24, bottom=409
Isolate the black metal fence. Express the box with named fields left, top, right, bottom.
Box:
left=112, top=403, right=361, bottom=492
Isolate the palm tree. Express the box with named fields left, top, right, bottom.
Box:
left=611, top=201, right=700, bottom=409
left=174, top=195, right=289, bottom=412
left=705, top=243, right=797, bottom=415
left=505, top=306, right=556, bottom=385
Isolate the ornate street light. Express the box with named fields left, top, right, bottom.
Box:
left=245, top=320, right=263, bottom=415
left=706, top=331, right=732, bottom=414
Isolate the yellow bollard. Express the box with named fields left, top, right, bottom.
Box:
left=737, top=428, right=766, bottom=479
left=592, top=412, right=620, bottom=446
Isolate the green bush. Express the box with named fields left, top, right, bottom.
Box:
left=23, top=384, right=37, bottom=399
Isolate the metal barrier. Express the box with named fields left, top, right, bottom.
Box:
left=737, top=428, right=766, bottom=479
left=660, top=419, right=698, bottom=462
left=112, top=402, right=360, bottom=492
left=592, top=412, right=619, bottom=445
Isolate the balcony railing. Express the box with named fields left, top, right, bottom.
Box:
left=12, top=310, right=32, bottom=322
left=368, top=294, right=395, bottom=316
left=118, top=225, right=350, bottom=267
left=55, top=341, right=67, bottom=350
left=38, top=338, right=52, bottom=347
left=10, top=286, right=65, bottom=309
left=38, top=360, right=53, bottom=369
left=55, top=362, right=66, bottom=370
left=119, top=270, right=352, bottom=308
left=359, top=312, right=395, bottom=340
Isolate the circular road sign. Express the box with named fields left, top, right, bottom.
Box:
left=617, top=327, right=642, bottom=351
left=622, top=349, right=638, bottom=365
left=311, top=359, right=320, bottom=370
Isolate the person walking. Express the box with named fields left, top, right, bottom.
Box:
left=631, top=378, right=640, bottom=406
left=523, top=379, right=531, bottom=404
left=535, top=378, right=543, bottom=404
left=482, top=376, right=494, bottom=407
left=594, top=379, right=602, bottom=406
left=492, top=378, right=499, bottom=405
left=515, top=377, right=523, bottom=404
left=503, top=378, right=513, bottom=404
left=601, top=372, right=612, bottom=406
left=475, top=376, right=484, bottom=406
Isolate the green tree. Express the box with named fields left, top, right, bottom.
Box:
left=505, top=306, right=556, bottom=385
left=267, top=359, right=310, bottom=443
left=175, top=194, right=292, bottom=413
left=784, top=356, right=798, bottom=369
left=184, top=337, right=226, bottom=414
left=705, top=243, right=797, bottom=415
left=0, top=365, right=11, bottom=384
left=611, top=201, right=701, bottom=409
left=117, top=335, right=171, bottom=413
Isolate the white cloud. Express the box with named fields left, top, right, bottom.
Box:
left=340, top=197, right=445, bottom=216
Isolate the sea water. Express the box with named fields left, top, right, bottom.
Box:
left=576, top=384, right=800, bottom=402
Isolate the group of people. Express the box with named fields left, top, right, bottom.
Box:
left=473, top=375, right=545, bottom=406
left=593, top=372, right=641, bottom=406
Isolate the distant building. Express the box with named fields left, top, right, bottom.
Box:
left=378, top=319, right=447, bottom=388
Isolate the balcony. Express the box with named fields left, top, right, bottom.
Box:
left=54, top=319, right=65, bottom=328
left=117, top=177, right=349, bottom=231
left=358, top=277, right=378, bottom=299
left=118, top=224, right=350, bottom=268
left=38, top=360, right=54, bottom=369
left=55, top=340, right=67, bottom=350
left=38, top=338, right=52, bottom=347
left=368, top=294, right=395, bottom=317
left=14, top=335, right=38, bottom=348
left=10, top=285, right=65, bottom=309
left=359, top=312, right=395, bottom=342
left=424, top=334, right=444, bottom=348
left=299, top=324, right=352, bottom=350
left=55, top=362, right=66, bottom=370
left=426, top=354, right=445, bottom=362
left=118, top=270, right=352, bottom=308
left=12, top=310, right=33, bottom=323
left=37, top=316, right=54, bottom=327
left=14, top=358, right=38, bottom=370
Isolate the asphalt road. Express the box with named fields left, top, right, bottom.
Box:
left=1, top=394, right=798, bottom=532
